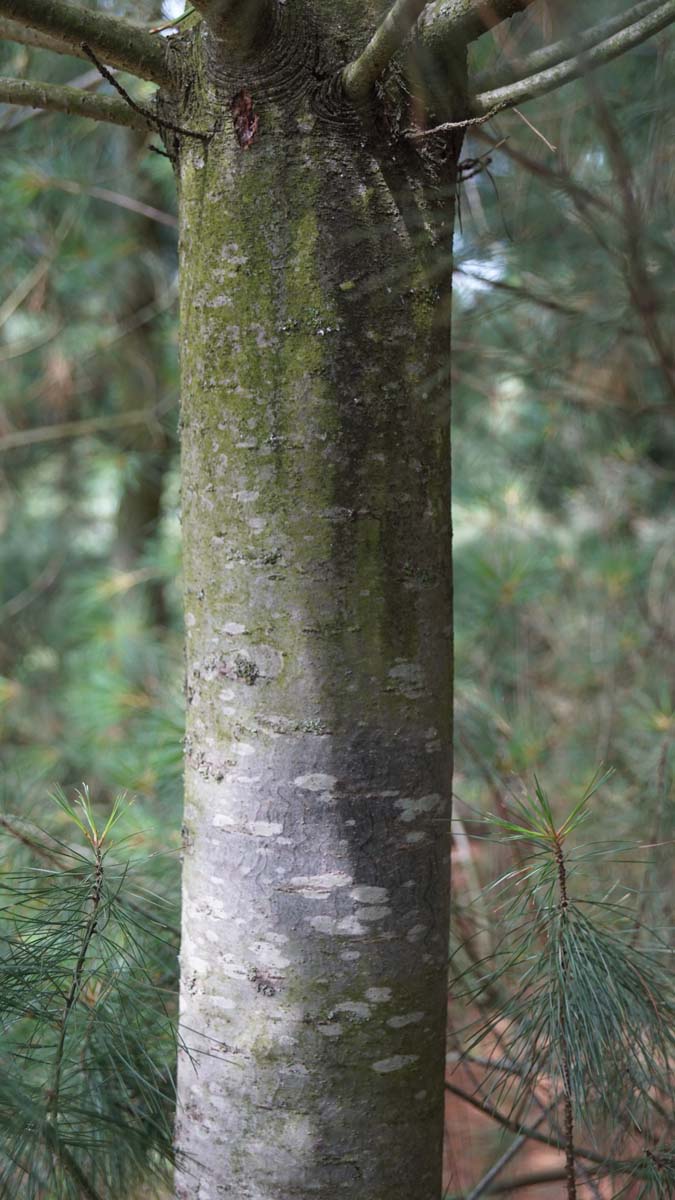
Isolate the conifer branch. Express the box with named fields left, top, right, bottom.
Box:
left=553, top=833, right=577, bottom=1200
left=0, top=0, right=172, bottom=86
left=0, top=75, right=149, bottom=130
left=342, top=0, right=431, bottom=103
left=49, top=844, right=105, bottom=1129
left=471, top=0, right=675, bottom=116
left=473, top=0, right=666, bottom=92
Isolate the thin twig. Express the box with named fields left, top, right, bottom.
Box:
left=632, top=737, right=672, bottom=940
left=32, top=173, right=178, bottom=228
left=554, top=833, right=577, bottom=1200
left=471, top=0, right=675, bottom=116
left=446, top=1165, right=604, bottom=1198
left=0, top=408, right=164, bottom=452
left=0, top=814, right=69, bottom=865
left=49, top=845, right=105, bottom=1127
left=512, top=106, right=556, bottom=151
left=80, top=43, right=210, bottom=142
left=472, top=0, right=666, bottom=92
left=1, top=554, right=63, bottom=617
left=444, top=1079, right=612, bottom=1168
left=407, top=105, right=503, bottom=139
left=589, top=83, right=675, bottom=400
left=464, top=1109, right=550, bottom=1200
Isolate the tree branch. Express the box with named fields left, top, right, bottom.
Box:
left=0, top=76, right=149, bottom=131
left=473, top=0, right=665, bottom=92
left=190, top=0, right=273, bottom=56
left=464, top=1112, right=549, bottom=1200
left=0, top=409, right=162, bottom=453
left=421, top=1, right=536, bottom=52
left=447, top=1166, right=604, bottom=1198
left=342, top=0, right=431, bottom=103
left=0, top=15, right=87, bottom=59
left=471, top=0, right=675, bottom=116
left=0, top=0, right=172, bottom=86
left=444, top=1080, right=647, bottom=1177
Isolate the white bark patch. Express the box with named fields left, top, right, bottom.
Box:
left=387, top=1012, right=425, bottom=1028
left=353, top=906, right=391, bottom=922
left=309, top=915, right=338, bottom=934
left=222, top=622, right=247, bottom=635
left=212, top=815, right=283, bottom=838
left=337, top=915, right=367, bottom=935
left=365, top=987, right=392, bottom=1003
left=294, top=773, right=337, bottom=791
left=265, top=930, right=289, bottom=944
left=333, top=1001, right=371, bottom=1020
left=218, top=245, right=248, bottom=269
left=405, top=831, right=427, bottom=843
left=372, top=1055, right=419, bottom=1073
left=248, top=941, right=291, bottom=969
left=250, top=820, right=283, bottom=837
left=209, top=996, right=236, bottom=1012
left=395, top=793, right=442, bottom=822
left=350, top=886, right=389, bottom=904
left=183, top=954, right=209, bottom=974
left=387, top=660, right=424, bottom=699
left=185, top=611, right=196, bottom=627
left=288, top=872, right=352, bottom=898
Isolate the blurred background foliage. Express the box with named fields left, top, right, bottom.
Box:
left=0, top=1, right=672, bottom=1197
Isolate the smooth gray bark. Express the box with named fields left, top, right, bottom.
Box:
left=172, top=8, right=457, bottom=1197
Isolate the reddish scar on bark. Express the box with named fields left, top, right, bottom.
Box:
left=231, top=89, right=259, bottom=149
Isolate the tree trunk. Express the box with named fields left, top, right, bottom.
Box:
left=173, top=10, right=458, bottom=1197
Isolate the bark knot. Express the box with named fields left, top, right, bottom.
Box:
left=231, top=88, right=259, bottom=148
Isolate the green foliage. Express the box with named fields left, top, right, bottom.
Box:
left=0, top=791, right=178, bottom=1200
left=455, top=778, right=673, bottom=1129
left=0, top=3, right=673, bottom=1198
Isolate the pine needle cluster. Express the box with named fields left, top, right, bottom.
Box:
left=450, top=774, right=674, bottom=1198
left=0, top=789, right=178, bottom=1200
